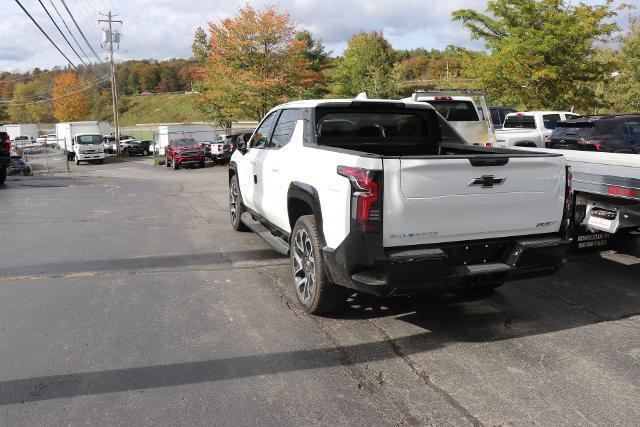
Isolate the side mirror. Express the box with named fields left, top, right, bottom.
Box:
left=237, top=139, right=247, bottom=154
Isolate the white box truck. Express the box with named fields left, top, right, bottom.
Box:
left=157, top=124, right=217, bottom=155
left=56, top=121, right=111, bottom=164
left=2, top=124, right=39, bottom=149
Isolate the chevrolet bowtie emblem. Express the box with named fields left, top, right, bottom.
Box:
left=469, top=175, right=506, bottom=188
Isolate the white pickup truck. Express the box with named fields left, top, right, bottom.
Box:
left=495, top=111, right=579, bottom=148
left=229, top=99, right=574, bottom=314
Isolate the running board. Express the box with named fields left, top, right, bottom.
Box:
left=240, top=212, right=289, bottom=256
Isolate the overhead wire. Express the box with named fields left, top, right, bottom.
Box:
left=0, top=75, right=111, bottom=105
left=13, top=0, right=80, bottom=72
left=1, top=72, right=111, bottom=100
left=59, top=0, right=103, bottom=63
left=36, top=0, right=99, bottom=78
left=48, top=0, right=94, bottom=67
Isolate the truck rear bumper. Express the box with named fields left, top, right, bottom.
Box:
left=322, top=233, right=570, bottom=297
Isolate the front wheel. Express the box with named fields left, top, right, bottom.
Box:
left=229, top=174, right=249, bottom=231
left=173, top=160, right=179, bottom=170
left=199, top=160, right=205, bottom=168
left=291, top=215, right=346, bottom=314
left=75, top=158, right=80, bottom=165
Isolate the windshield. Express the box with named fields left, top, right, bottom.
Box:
left=551, top=123, right=595, bottom=139
left=503, top=115, right=536, bottom=129
left=77, top=135, right=103, bottom=145
left=423, top=100, right=479, bottom=121
left=173, top=139, right=198, bottom=147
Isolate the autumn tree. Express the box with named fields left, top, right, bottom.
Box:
left=605, top=18, right=640, bottom=113
left=8, top=78, right=53, bottom=123
left=452, top=0, right=623, bottom=111
left=194, top=4, right=315, bottom=123
left=52, top=72, right=89, bottom=122
left=334, top=32, right=400, bottom=98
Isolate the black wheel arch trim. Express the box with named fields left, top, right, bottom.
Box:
left=288, top=182, right=326, bottom=247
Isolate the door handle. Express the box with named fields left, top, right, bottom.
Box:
left=254, top=175, right=258, bottom=184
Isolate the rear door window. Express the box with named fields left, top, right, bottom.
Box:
left=551, top=123, right=595, bottom=139
left=424, top=101, right=479, bottom=121
left=250, top=112, right=278, bottom=149
left=623, top=120, right=640, bottom=141
left=503, top=115, right=536, bottom=129
left=543, top=114, right=561, bottom=130
left=490, top=109, right=501, bottom=125
left=270, top=109, right=304, bottom=148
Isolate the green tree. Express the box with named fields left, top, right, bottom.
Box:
left=452, top=0, right=623, bottom=111
left=296, top=30, right=331, bottom=98
left=7, top=78, right=52, bottom=123
left=606, top=18, right=640, bottom=113
left=0, top=105, right=9, bottom=123
left=334, top=32, right=400, bottom=98
left=192, top=27, right=210, bottom=64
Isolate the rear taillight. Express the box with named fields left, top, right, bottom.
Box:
left=2, top=133, right=10, bottom=153
left=337, top=166, right=382, bottom=232
left=561, top=166, right=575, bottom=239
left=609, top=186, right=638, bottom=198
left=576, top=139, right=602, bottom=151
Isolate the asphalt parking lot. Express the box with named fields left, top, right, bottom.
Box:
left=1, top=157, right=639, bottom=425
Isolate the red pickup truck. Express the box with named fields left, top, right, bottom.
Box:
left=165, top=138, right=206, bottom=170
left=1, top=132, right=11, bottom=184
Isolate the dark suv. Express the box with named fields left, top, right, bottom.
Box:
left=1, top=131, right=11, bottom=184
left=546, top=115, right=640, bottom=153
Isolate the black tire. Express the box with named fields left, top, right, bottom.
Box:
left=165, top=156, right=171, bottom=167
left=229, top=174, right=249, bottom=231
left=291, top=215, right=346, bottom=314
left=75, top=158, right=80, bottom=165
left=199, top=160, right=205, bottom=168
left=0, top=166, right=6, bottom=184
left=99, top=159, right=104, bottom=164
left=173, top=160, right=179, bottom=170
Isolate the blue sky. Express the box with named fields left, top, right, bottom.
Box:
left=1, top=0, right=636, bottom=72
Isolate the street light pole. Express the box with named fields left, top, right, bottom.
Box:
left=99, top=11, right=122, bottom=156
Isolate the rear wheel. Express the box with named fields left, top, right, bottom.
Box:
left=199, top=160, right=205, bottom=168
left=229, top=174, right=249, bottom=231
left=291, top=215, right=345, bottom=314
left=75, top=158, right=80, bottom=165
left=143, top=149, right=148, bottom=156
left=0, top=166, right=6, bottom=184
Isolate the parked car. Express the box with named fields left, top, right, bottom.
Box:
left=224, top=132, right=253, bottom=154
left=0, top=131, right=10, bottom=184
left=165, top=138, right=206, bottom=169
left=126, top=140, right=153, bottom=156
left=103, top=135, right=135, bottom=153
left=495, top=111, right=580, bottom=148
left=229, top=98, right=573, bottom=314
left=210, top=140, right=231, bottom=164
left=7, top=156, right=32, bottom=176
left=546, top=114, right=640, bottom=153
left=478, top=106, right=517, bottom=130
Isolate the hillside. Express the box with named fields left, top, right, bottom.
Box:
left=118, top=93, right=203, bottom=126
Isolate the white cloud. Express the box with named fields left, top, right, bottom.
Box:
left=0, top=0, right=633, bottom=72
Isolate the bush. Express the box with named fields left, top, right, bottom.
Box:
left=153, top=156, right=166, bottom=166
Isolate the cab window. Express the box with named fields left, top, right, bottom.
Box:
left=270, top=109, right=304, bottom=148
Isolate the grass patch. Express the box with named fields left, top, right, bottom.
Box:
left=119, top=93, right=203, bottom=126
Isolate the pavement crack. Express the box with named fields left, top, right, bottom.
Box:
left=367, top=319, right=484, bottom=427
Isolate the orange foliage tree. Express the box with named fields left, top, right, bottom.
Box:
left=194, top=4, right=314, bottom=123
left=52, top=72, right=89, bottom=122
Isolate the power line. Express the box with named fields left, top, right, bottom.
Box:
left=37, top=0, right=98, bottom=77
left=48, top=0, right=93, bottom=66
left=13, top=0, right=80, bottom=72
left=0, top=75, right=111, bottom=105
left=59, top=0, right=103, bottom=63
left=1, top=72, right=111, bottom=100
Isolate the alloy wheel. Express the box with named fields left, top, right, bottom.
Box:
left=292, top=228, right=316, bottom=304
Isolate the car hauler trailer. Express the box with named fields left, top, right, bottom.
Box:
left=513, top=147, right=640, bottom=256
left=157, top=124, right=218, bottom=155
left=56, top=121, right=111, bottom=163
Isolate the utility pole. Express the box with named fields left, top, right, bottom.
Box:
left=99, top=12, right=122, bottom=156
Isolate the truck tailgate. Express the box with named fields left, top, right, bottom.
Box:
left=383, top=156, right=566, bottom=247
